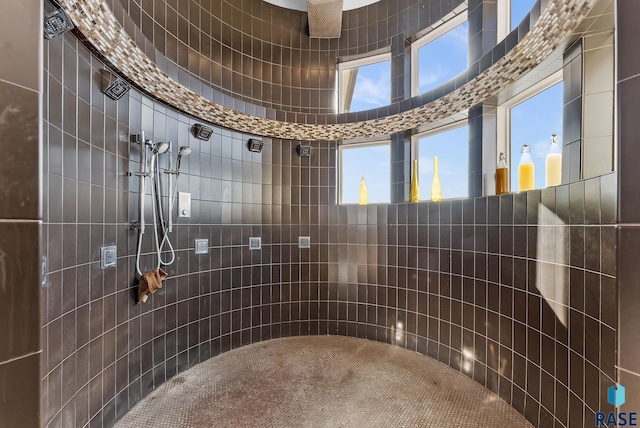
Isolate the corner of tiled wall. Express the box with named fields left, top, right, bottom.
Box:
left=616, top=0, right=640, bottom=414
left=0, top=0, right=42, bottom=427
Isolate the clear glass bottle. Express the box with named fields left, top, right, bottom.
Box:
left=495, top=152, right=509, bottom=195
left=410, top=159, right=419, bottom=203
left=430, top=156, right=442, bottom=202
left=545, top=133, right=562, bottom=187
left=359, top=177, right=367, bottom=205
left=518, top=145, right=534, bottom=192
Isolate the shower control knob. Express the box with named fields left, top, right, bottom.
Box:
left=178, top=192, right=191, bottom=218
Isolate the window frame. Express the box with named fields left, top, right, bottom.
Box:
left=497, top=0, right=510, bottom=42
left=338, top=139, right=392, bottom=205
left=336, top=52, right=392, bottom=114
left=410, top=12, right=468, bottom=97
left=497, top=0, right=537, bottom=42
left=410, top=121, right=469, bottom=201
left=497, top=70, right=563, bottom=183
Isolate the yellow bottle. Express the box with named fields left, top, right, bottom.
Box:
left=359, top=177, right=367, bottom=205
left=545, top=133, right=562, bottom=187
left=410, top=159, right=419, bottom=202
left=518, top=144, right=534, bottom=191
left=431, top=156, right=442, bottom=201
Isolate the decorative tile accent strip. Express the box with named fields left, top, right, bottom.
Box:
left=59, top=0, right=596, bottom=141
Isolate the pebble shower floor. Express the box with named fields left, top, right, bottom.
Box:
left=115, top=336, right=532, bottom=427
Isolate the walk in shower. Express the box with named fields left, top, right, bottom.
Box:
left=14, top=0, right=628, bottom=427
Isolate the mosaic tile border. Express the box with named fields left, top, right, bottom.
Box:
left=59, top=0, right=596, bottom=140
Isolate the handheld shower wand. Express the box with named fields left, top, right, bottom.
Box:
left=163, top=145, right=192, bottom=231
left=176, top=146, right=192, bottom=172
left=152, top=141, right=170, bottom=155
left=155, top=144, right=191, bottom=267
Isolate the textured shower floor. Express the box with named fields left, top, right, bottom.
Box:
left=115, top=336, right=532, bottom=428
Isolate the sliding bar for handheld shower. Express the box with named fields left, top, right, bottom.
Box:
left=131, top=132, right=150, bottom=233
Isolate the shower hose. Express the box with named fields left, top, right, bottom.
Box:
left=135, top=147, right=179, bottom=277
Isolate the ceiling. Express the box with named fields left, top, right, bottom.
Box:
left=263, top=0, right=381, bottom=11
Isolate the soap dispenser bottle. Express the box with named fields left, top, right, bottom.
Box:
left=544, top=133, right=562, bottom=187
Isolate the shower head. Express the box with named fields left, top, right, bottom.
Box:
left=152, top=141, right=170, bottom=155
left=192, top=124, right=213, bottom=141
left=248, top=138, right=263, bottom=153
left=44, top=7, right=74, bottom=39
left=100, top=69, right=130, bottom=100
left=176, top=146, right=192, bottom=171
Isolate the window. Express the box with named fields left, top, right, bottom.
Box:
left=337, top=53, right=391, bottom=113
left=498, top=72, right=563, bottom=190
left=498, top=0, right=537, bottom=41
left=411, top=14, right=468, bottom=96
left=339, top=142, right=391, bottom=204
left=414, top=124, right=469, bottom=200
left=510, top=0, right=536, bottom=30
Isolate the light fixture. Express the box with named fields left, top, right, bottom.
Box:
left=44, top=5, right=74, bottom=40
left=248, top=138, right=263, bottom=153
left=297, top=145, right=311, bottom=157
left=100, top=69, right=130, bottom=100
left=192, top=124, right=213, bottom=141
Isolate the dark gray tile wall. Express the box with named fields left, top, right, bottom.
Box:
left=90, top=0, right=543, bottom=129
left=42, top=31, right=619, bottom=427
left=467, top=105, right=485, bottom=198
left=101, top=0, right=545, bottom=126
left=324, top=178, right=617, bottom=427
left=41, top=32, right=338, bottom=427
left=562, top=39, right=582, bottom=184
left=0, top=0, right=42, bottom=426
left=468, top=0, right=497, bottom=64
left=616, top=0, right=640, bottom=415
left=111, top=0, right=463, bottom=116
left=390, top=132, right=410, bottom=203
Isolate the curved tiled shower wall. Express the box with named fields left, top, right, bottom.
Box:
left=110, top=0, right=464, bottom=115
left=63, top=0, right=591, bottom=139
left=41, top=3, right=618, bottom=428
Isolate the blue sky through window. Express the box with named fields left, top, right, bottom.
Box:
left=511, top=0, right=536, bottom=30
left=346, top=60, right=391, bottom=113
left=510, top=82, right=563, bottom=190
left=341, top=144, right=391, bottom=204
left=417, top=22, right=468, bottom=94
left=418, top=126, right=469, bottom=200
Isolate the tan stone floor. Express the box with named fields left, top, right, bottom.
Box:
left=115, top=336, right=533, bottom=428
